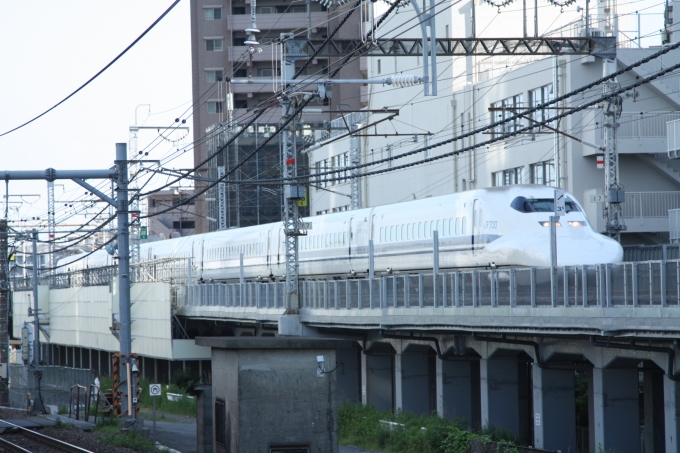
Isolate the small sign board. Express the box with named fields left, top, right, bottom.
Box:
left=596, top=155, right=604, bottom=169
left=300, top=222, right=313, bottom=230
left=554, top=189, right=566, bottom=217
left=590, top=194, right=605, bottom=203
left=140, top=226, right=148, bottom=240
left=149, top=384, right=162, bottom=397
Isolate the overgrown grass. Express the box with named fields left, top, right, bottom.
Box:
left=338, top=402, right=521, bottom=453
left=57, top=404, right=68, bottom=415
left=101, top=430, right=154, bottom=452
left=93, top=416, right=120, bottom=433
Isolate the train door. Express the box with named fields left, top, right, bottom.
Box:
left=472, top=199, right=483, bottom=255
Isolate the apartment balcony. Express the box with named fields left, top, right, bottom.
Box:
left=583, top=190, right=680, bottom=233
left=230, top=12, right=327, bottom=35
left=581, top=111, right=680, bottom=156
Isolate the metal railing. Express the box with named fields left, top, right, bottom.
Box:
left=182, top=260, right=680, bottom=311
left=600, top=112, right=680, bottom=139
left=621, top=192, right=680, bottom=218
left=12, top=258, right=193, bottom=291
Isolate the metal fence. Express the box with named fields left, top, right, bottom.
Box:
left=601, top=112, right=680, bottom=139
left=12, top=258, right=192, bottom=291
left=8, top=364, right=94, bottom=410
left=624, top=244, right=680, bottom=262
left=668, top=118, right=680, bottom=158
left=621, top=192, right=680, bottom=218
left=182, top=260, right=680, bottom=310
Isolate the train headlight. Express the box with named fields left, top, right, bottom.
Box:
left=568, top=221, right=586, bottom=227
left=538, top=221, right=562, bottom=227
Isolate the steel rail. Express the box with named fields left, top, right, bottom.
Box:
left=0, top=436, right=32, bottom=453
left=0, top=420, right=95, bottom=453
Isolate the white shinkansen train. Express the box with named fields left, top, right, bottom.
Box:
left=58, top=185, right=623, bottom=280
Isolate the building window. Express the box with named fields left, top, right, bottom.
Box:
left=206, top=70, right=223, bottom=83
left=206, top=39, right=223, bottom=52
left=529, top=84, right=554, bottom=124
left=215, top=399, right=226, bottom=448
left=258, top=68, right=274, bottom=77
left=490, top=94, right=525, bottom=138
left=232, top=6, right=246, bottom=14
left=204, top=8, right=222, bottom=20
left=259, top=6, right=274, bottom=14
left=492, top=166, right=524, bottom=186
left=234, top=99, right=248, bottom=109
left=233, top=69, right=247, bottom=78
left=530, top=160, right=556, bottom=186
left=208, top=101, right=223, bottom=114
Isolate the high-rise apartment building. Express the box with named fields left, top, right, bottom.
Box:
left=189, top=0, right=363, bottom=232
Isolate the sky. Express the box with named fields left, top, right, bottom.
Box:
left=0, top=1, right=193, bottom=229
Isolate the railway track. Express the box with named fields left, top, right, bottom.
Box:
left=0, top=420, right=93, bottom=453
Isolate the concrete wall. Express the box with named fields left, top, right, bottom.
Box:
left=212, top=347, right=339, bottom=453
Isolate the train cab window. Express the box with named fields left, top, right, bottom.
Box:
left=510, top=196, right=581, bottom=213
left=462, top=217, right=467, bottom=234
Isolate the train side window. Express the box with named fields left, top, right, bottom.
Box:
left=455, top=218, right=460, bottom=235
left=406, top=224, right=411, bottom=240
left=437, top=220, right=442, bottom=235
left=442, top=219, right=448, bottom=236
left=462, top=217, right=467, bottom=234
left=334, top=233, right=338, bottom=246
left=400, top=224, right=405, bottom=240
left=390, top=226, right=395, bottom=242
left=396, top=225, right=401, bottom=241
left=380, top=227, right=385, bottom=243
left=418, top=222, right=423, bottom=239
left=411, top=223, right=415, bottom=240
left=424, top=221, right=430, bottom=238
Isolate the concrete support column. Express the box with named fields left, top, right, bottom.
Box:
left=361, top=352, right=368, bottom=405
left=436, top=357, right=444, bottom=417
left=337, top=347, right=361, bottom=403
left=532, top=366, right=576, bottom=452
left=664, top=376, right=680, bottom=453
left=590, top=367, right=640, bottom=453
left=480, top=357, right=520, bottom=435
left=394, top=353, right=403, bottom=413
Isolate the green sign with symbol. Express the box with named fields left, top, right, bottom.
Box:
left=140, top=226, right=148, bottom=239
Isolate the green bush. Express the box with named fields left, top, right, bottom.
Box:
left=57, top=404, right=68, bottom=415
left=338, top=402, right=521, bottom=453
left=101, top=430, right=154, bottom=452
left=94, top=416, right=120, bottom=433
left=170, top=368, right=197, bottom=392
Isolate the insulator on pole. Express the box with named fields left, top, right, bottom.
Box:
left=387, top=74, right=421, bottom=87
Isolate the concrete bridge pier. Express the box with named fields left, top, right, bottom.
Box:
left=665, top=375, right=680, bottom=453
left=532, top=366, right=577, bottom=452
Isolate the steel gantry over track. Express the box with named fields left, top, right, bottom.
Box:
left=291, top=36, right=617, bottom=58
left=0, top=144, right=139, bottom=419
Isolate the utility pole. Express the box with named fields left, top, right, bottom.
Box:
left=30, top=229, right=44, bottom=414
left=0, top=219, right=9, bottom=406
left=602, top=58, right=625, bottom=240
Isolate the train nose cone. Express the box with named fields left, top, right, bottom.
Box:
left=555, top=233, right=623, bottom=266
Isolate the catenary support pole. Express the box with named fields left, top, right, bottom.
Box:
left=116, top=143, right=136, bottom=419
left=31, top=229, right=44, bottom=413
left=0, top=220, right=8, bottom=406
